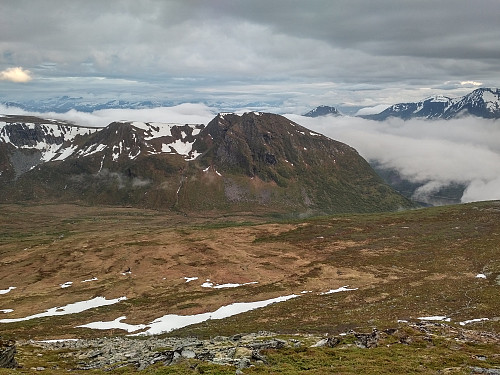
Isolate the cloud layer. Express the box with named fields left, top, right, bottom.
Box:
left=286, top=114, right=500, bottom=203
left=1, top=100, right=499, bottom=204
left=1, top=1, right=500, bottom=110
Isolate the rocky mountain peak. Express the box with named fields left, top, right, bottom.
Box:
left=363, top=87, right=500, bottom=120
left=303, top=106, right=340, bottom=117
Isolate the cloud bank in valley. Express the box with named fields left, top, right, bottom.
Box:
left=2, top=101, right=499, bottom=204
left=287, top=114, right=500, bottom=203
left=0, top=103, right=216, bottom=128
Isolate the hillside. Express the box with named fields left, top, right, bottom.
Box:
left=0, top=201, right=499, bottom=373
left=0, top=112, right=412, bottom=215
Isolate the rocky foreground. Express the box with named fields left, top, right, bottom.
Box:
left=27, top=332, right=294, bottom=371
left=4, top=322, right=499, bottom=373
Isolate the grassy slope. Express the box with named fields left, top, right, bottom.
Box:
left=0, top=201, right=499, bottom=373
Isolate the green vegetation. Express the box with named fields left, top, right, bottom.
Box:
left=0, top=201, right=499, bottom=373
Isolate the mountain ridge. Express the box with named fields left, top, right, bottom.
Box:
left=363, top=88, right=500, bottom=120
left=0, top=112, right=413, bottom=215
left=303, top=105, right=341, bottom=117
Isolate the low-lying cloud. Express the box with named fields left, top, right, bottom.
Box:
left=287, top=114, right=500, bottom=204
left=0, top=67, right=32, bottom=83
left=0, top=103, right=216, bottom=128
left=1, top=102, right=499, bottom=204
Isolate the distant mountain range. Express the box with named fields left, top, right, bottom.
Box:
left=1, top=97, right=175, bottom=113
left=4, top=88, right=500, bottom=121
left=362, top=88, right=500, bottom=120
left=0, top=112, right=412, bottom=215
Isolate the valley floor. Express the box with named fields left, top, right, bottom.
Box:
left=0, top=202, right=499, bottom=373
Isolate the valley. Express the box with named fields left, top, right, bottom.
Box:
left=1, top=201, right=499, bottom=373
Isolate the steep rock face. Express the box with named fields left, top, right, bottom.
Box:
left=0, top=112, right=413, bottom=215
left=190, top=112, right=412, bottom=213
left=0, top=116, right=97, bottom=178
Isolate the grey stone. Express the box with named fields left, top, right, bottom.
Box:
left=181, top=349, right=196, bottom=359
left=355, top=329, right=379, bottom=349
left=470, top=367, right=500, bottom=375
left=0, top=340, right=18, bottom=369
left=237, top=358, right=251, bottom=369
left=27, top=332, right=292, bottom=371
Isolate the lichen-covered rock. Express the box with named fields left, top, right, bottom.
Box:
left=0, top=340, right=18, bottom=368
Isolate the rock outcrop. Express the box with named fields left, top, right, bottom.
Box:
left=0, top=339, right=18, bottom=368
left=32, top=332, right=288, bottom=371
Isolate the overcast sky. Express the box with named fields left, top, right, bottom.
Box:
left=1, top=0, right=500, bottom=113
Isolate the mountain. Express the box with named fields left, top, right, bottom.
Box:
left=303, top=105, right=341, bottom=117
left=1, top=96, right=174, bottom=113
left=363, top=88, right=500, bottom=120
left=0, top=112, right=413, bottom=214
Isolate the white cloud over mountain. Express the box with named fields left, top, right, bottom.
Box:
left=286, top=114, right=500, bottom=203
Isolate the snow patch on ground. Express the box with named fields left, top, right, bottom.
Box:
left=201, top=280, right=258, bottom=289
left=79, top=294, right=298, bottom=336
left=60, top=281, right=73, bottom=288
left=81, top=277, right=98, bottom=283
left=0, top=309, right=13, bottom=314
left=0, top=287, right=16, bottom=295
left=54, top=145, right=78, bottom=161
left=418, top=316, right=451, bottom=322
left=320, top=286, right=358, bottom=295
left=459, top=318, right=489, bottom=326
left=0, top=296, right=127, bottom=324
left=184, top=277, right=199, bottom=283
left=78, top=316, right=146, bottom=333
left=476, top=273, right=487, bottom=279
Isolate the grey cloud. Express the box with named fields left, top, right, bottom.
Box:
left=1, top=0, right=500, bottom=110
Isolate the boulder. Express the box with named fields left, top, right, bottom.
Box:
left=0, top=340, right=18, bottom=368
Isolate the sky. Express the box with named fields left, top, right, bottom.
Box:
left=1, top=0, right=500, bottom=113
left=1, top=0, right=500, bottom=204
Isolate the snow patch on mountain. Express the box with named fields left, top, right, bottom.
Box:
left=0, top=121, right=98, bottom=163
left=365, top=88, right=500, bottom=120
